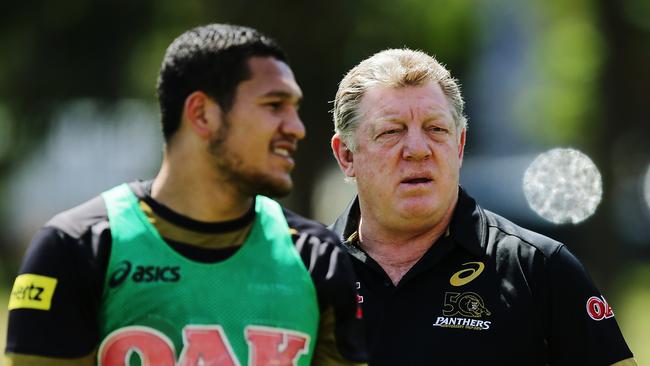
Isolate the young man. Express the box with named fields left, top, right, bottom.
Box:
left=329, top=48, right=635, bottom=365
left=5, top=24, right=365, bottom=366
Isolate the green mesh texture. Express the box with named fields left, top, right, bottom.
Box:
left=98, top=183, right=319, bottom=365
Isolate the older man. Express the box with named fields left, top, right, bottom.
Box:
left=330, top=48, right=635, bottom=365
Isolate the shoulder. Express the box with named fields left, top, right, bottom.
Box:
left=25, top=193, right=109, bottom=261
left=281, top=207, right=355, bottom=298
left=17, top=192, right=112, bottom=284
left=481, top=208, right=564, bottom=260
left=477, top=208, right=586, bottom=294
left=44, top=180, right=150, bottom=239
left=282, top=207, right=340, bottom=246
left=45, top=194, right=108, bottom=239
left=479, top=207, right=604, bottom=308
left=478, top=208, right=633, bottom=363
left=23, top=194, right=112, bottom=274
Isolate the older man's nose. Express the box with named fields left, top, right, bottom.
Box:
left=402, top=131, right=431, bottom=161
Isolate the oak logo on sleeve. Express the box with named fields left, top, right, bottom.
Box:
left=586, top=295, right=614, bottom=321
left=8, top=274, right=58, bottom=311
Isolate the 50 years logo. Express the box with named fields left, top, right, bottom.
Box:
left=443, top=292, right=491, bottom=318
left=433, top=292, right=492, bottom=331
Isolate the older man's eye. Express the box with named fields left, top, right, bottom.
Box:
left=373, top=128, right=403, bottom=140
left=428, top=126, right=448, bottom=133
left=382, top=129, right=400, bottom=136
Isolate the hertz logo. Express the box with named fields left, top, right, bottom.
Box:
left=8, top=274, right=58, bottom=311
left=109, top=260, right=181, bottom=288
left=449, top=262, right=485, bottom=287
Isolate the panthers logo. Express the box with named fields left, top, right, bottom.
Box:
left=442, top=292, right=491, bottom=318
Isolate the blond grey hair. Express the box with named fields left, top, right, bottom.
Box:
left=332, top=48, right=467, bottom=151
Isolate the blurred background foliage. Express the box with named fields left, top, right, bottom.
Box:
left=1, top=0, right=649, bottom=362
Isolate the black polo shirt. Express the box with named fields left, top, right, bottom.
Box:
left=331, top=188, right=634, bottom=366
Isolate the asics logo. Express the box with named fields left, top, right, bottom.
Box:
left=108, top=260, right=181, bottom=288
left=449, top=262, right=485, bottom=287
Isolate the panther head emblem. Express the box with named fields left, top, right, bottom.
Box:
left=456, top=292, right=491, bottom=317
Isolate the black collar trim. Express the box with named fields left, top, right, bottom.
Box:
left=330, top=187, right=487, bottom=258
left=129, top=180, right=256, bottom=233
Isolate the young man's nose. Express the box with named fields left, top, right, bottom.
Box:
left=282, top=107, right=306, bottom=140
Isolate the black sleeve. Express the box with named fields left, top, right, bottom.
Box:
left=285, top=209, right=367, bottom=363
left=6, top=196, right=110, bottom=358
left=546, top=245, right=633, bottom=365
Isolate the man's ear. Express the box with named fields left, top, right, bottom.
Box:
left=458, top=128, right=466, bottom=166
left=331, top=134, right=355, bottom=177
left=183, top=91, right=222, bottom=139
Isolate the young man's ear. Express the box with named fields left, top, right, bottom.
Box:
left=331, top=134, right=355, bottom=178
left=183, top=91, right=222, bottom=138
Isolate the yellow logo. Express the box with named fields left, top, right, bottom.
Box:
left=442, top=292, right=491, bottom=317
left=8, top=274, right=58, bottom=311
left=449, top=262, right=485, bottom=287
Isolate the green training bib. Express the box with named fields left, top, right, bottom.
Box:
left=97, top=183, right=319, bottom=365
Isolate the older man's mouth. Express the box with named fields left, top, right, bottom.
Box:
left=403, top=178, right=432, bottom=184
left=400, top=176, right=434, bottom=188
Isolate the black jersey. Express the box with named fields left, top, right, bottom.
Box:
left=331, top=188, right=634, bottom=366
left=6, top=181, right=366, bottom=365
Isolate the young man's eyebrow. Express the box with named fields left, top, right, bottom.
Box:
left=260, top=91, right=303, bottom=103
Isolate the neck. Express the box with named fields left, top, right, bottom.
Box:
left=151, top=148, right=252, bottom=222
left=358, top=200, right=456, bottom=286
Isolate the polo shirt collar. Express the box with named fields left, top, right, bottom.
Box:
left=330, top=187, right=487, bottom=258
left=449, top=188, right=487, bottom=257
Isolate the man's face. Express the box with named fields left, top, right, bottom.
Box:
left=210, top=56, right=305, bottom=198
left=346, top=82, right=465, bottom=231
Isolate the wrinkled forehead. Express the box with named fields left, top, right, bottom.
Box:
left=357, top=82, right=454, bottom=126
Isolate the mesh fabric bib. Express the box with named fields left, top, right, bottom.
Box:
left=98, top=183, right=319, bottom=365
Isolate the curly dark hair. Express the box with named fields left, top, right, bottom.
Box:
left=156, top=24, right=287, bottom=141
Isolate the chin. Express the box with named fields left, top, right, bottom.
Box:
left=256, top=176, right=293, bottom=198
left=232, top=168, right=293, bottom=198
left=402, top=208, right=438, bottom=221
left=397, top=198, right=439, bottom=219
